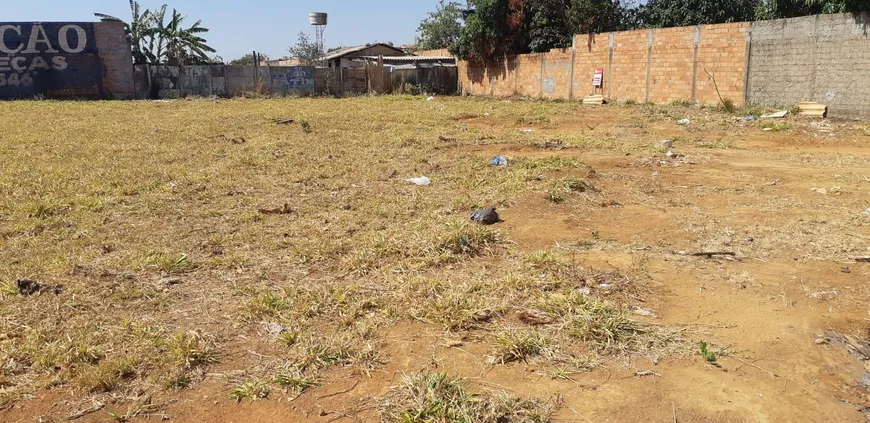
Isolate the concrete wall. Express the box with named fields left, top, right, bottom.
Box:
left=0, top=21, right=132, bottom=99
left=747, top=12, right=870, bottom=117
left=136, top=65, right=316, bottom=98
left=133, top=64, right=455, bottom=98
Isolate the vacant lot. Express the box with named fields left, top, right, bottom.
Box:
left=1, top=97, right=869, bottom=422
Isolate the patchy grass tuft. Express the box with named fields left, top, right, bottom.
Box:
left=380, top=372, right=556, bottom=423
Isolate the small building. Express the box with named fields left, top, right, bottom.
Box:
left=322, top=43, right=407, bottom=68
left=356, top=55, right=456, bottom=70
left=262, top=58, right=302, bottom=67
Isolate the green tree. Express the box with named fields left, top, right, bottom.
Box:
left=95, top=0, right=161, bottom=64
left=159, top=9, right=216, bottom=65
left=288, top=32, right=324, bottom=66
left=452, top=0, right=635, bottom=60
left=95, top=3, right=216, bottom=65
left=756, top=0, right=869, bottom=19
left=229, top=53, right=269, bottom=66
left=638, top=0, right=758, bottom=28
left=416, top=0, right=464, bottom=50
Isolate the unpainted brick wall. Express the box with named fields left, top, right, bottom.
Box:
left=94, top=22, right=134, bottom=98
left=648, top=26, right=695, bottom=104
left=610, top=29, right=650, bottom=102
left=457, top=20, right=751, bottom=107
left=573, top=33, right=610, bottom=98
left=748, top=13, right=870, bottom=117
left=541, top=49, right=573, bottom=99
left=696, top=23, right=749, bottom=106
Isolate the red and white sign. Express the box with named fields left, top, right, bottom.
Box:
left=592, top=68, right=604, bottom=87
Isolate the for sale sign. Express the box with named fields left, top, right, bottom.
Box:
left=0, top=23, right=102, bottom=98
left=593, top=68, right=604, bottom=88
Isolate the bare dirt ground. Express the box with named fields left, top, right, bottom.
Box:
left=1, top=97, right=869, bottom=422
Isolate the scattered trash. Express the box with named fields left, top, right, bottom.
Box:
left=744, top=115, right=757, bottom=121
left=406, top=176, right=431, bottom=186
left=272, top=150, right=285, bottom=158
left=843, top=334, right=870, bottom=359
left=598, top=283, right=612, bottom=290
left=16, top=278, right=61, bottom=296
left=438, top=135, right=456, bottom=142
left=426, top=96, right=435, bottom=102
left=762, top=128, right=773, bottom=131
left=809, top=289, right=839, bottom=299
left=675, top=251, right=737, bottom=259
left=582, top=95, right=605, bottom=105
left=633, top=307, right=657, bottom=318
left=661, top=140, right=673, bottom=149
left=16, top=278, right=40, bottom=295
left=276, top=119, right=295, bottom=125
left=676, top=118, right=691, bottom=125
left=744, top=237, right=755, bottom=243
left=264, top=322, right=288, bottom=337
left=814, top=337, right=830, bottom=345
left=600, top=200, right=623, bottom=208
left=811, top=186, right=841, bottom=195
left=470, top=207, right=501, bottom=225
left=761, top=110, right=788, bottom=119
left=798, top=102, right=827, bottom=118
left=841, top=266, right=851, bottom=274
left=856, top=257, right=870, bottom=263
left=577, top=287, right=592, bottom=295
left=518, top=309, right=555, bottom=326
left=258, top=203, right=294, bottom=215
left=521, top=129, right=536, bottom=133
left=635, top=370, right=659, bottom=377
left=490, top=155, right=510, bottom=167
left=541, top=139, right=567, bottom=150
left=863, top=207, right=870, bottom=216
left=159, top=277, right=182, bottom=287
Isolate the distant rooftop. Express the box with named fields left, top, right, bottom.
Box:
left=322, top=43, right=406, bottom=61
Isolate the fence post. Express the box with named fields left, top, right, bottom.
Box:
left=645, top=30, right=653, bottom=103
left=744, top=26, right=753, bottom=106
left=568, top=37, right=576, bottom=101
left=608, top=33, right=614, bottom=99
left=691, top=26, right=700, bottom=104
left=514, top=56, right=520, bottom=95
left=539, top=54, right=545, bottom=98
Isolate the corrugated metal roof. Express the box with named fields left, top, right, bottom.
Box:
left=359, top=55, right=455, bottom=61
left=322, top=44, right=406, bottom=61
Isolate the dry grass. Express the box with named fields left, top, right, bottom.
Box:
left=379, top=372, right=557, bottom=423
left=2, top=96, right=859, bottom=420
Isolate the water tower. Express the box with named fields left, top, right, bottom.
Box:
left=309, top=12, right=328, bottom=66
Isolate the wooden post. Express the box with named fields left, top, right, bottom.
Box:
left=252, top=50, right=258, bottom=92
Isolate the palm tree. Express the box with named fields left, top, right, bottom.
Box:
left=160, top=9, right=216, bottom=66
left=95, top=0, right=160, bottom=65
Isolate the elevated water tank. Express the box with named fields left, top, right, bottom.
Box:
left=309, top=12, right=328, bottom=26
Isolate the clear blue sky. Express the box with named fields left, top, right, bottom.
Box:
left=5, top=0, right=441, bottom=60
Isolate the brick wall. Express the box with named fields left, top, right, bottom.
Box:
left=414, top=49, right=451, bottom=57
left=541, top=49, right=573, bottom=99
left=648, top=27, right=695, bottom=103
left=573, top=33, right=610, bottom=98
left=696, top=23, right=749, bottom=106
left=0, top=21, right=132, bottom=99
left=610, top=29, right=650, bottom=102
left=93, top=21, right=134, bottom=98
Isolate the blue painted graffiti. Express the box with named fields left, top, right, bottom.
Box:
left=271, top=66, right=314, bottom=89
